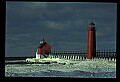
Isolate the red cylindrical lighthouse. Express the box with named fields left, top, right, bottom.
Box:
left=87, top=21, right=96, bottom=59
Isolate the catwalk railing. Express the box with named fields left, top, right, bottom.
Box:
left=50, top=49, right=116, bottom=61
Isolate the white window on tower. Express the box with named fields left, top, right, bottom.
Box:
left=40, top=41, right=43, bottom=44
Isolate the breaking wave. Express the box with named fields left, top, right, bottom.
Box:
left=5, top=59, right=116, bottom=78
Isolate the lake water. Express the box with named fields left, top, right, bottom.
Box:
left=5, top=59, right=116, bottom=78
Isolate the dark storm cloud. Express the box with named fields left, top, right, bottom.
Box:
left=6, top=2, right=117, bottom=57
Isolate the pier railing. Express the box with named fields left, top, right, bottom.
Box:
left=50, top=49, right=116, bottom=61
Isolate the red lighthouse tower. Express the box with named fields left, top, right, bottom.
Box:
left=87, top=21, right=96, bottom=59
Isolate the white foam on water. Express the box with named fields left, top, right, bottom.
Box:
left=5, top=59, right=116, bottom=77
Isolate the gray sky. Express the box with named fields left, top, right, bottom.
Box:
left=5, top=2, right=117, bottom=57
